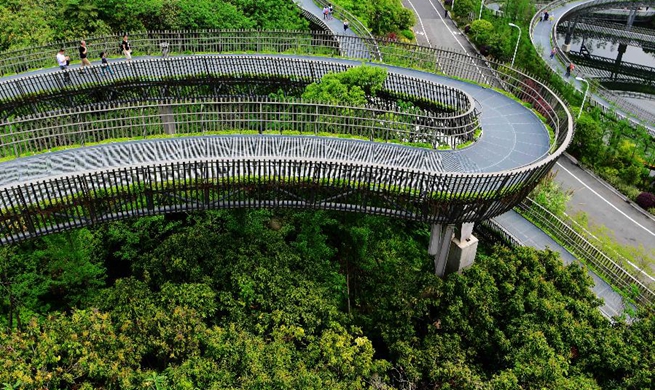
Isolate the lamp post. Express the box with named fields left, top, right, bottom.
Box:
left=575, top=77, right=589, bottom=118
left=508, top=23, right=521, bottom=68
left=479, top=0, right=484, bottom=19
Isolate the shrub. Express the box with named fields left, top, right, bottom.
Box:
left=620, top=164, right=645, bottom=187
left=400, top=29, right=414, bottom=41
left=636, top=192, right=655, bottom=210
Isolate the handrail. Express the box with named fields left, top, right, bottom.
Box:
left=516, top=197, right=654, bottom=306
left=0, top=33, right=573, bottom=249
left=0, top=94, right=481, bottom=160
left=310, top=0, right=382, bottom=60
left=531, top=0, right=655, bottom=130
left=0, top=34, right=572, bottom=158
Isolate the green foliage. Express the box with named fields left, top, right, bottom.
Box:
left=529, top=171, right=573, bottom=216
left=0, top=0, right=308, bottom=51
left=366, top=0, right=415, bottom=36
left=302, top=65, right=387, bottom=106
left=0, top=230, right=105, bottom=330
left=330, top=0, right=414, bottom=36
left=0, top=0, right=56, bottom=50
left=469, top=19, right=495, bottom=47
left=1, top=210, right=655, bottom=388
left=453, top=0, right=476, bottom=16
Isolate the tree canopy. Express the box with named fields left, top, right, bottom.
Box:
left=1, top=210, right=653, bottom=389
left=0, top=0, right=309, bottom=51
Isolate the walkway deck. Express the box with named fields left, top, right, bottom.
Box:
left=401, top=0, right=641, bottom=317
left=532, top=0, right=655, bottom=129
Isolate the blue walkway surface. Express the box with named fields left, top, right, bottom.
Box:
left=531, top=0, right=655, bottom=130
left=402, top=0, right=631, bottom=317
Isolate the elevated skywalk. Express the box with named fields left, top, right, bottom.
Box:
left=557, top=18, right=655, bottom=50
left=403, top=0, right=649, bottom=315
left=0, top=0, right=638, bottom=317
left=532, top=0, right=655, bottom=130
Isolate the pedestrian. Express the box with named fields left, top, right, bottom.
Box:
left=56, top=48, right=70, bottom=70
left=550, top=47, right=556, bottom=60
left=323, top=6, right=329, bottom=20
left=544, top=11, right=549, bottom=21
left=100, top=51, right=114, bottom=75
left=56, top=48, right=71, bottom=82
left=343, top=19, right=349, bottom=32
left=79, top=40, right=91, bottom=73
left=565, top=62, right=574, bottom=77
left=121, top=34, right=132, bottom=62
left=445, top=9, right=448, bottom=18
left=328, top=4, right=333, bottom=20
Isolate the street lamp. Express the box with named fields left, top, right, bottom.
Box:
left=575, top=77, right=589, bottom=118
left=508, top=23, right=521, bottom=68
left=479, top=0, right=484, bottom=19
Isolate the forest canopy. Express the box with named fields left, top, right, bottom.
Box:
left=0, top=0, right=309, bottom=52
left=0, top=0, right=653, bottom=388
left=1, top=209, right=653, bottom=389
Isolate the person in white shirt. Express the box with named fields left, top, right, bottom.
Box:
left=56, top=48, right=70, bottom=70
left=56, top=48, right=71, bottom=82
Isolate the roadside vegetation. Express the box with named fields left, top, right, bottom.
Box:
left=446, top=1, right=655, bottom=218
left=0, top=0, right=309, bottom=52
left=0, top=2, right=654, bottom=388
left=1, top=211, right=654, bottom=389
left=325, top=0, right=416, bottom=39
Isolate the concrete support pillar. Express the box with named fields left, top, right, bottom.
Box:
left=627, top=7, right=637, bottom=29
left=613, top=43, right=627, bottom=80
left=428, top=223, right=455, bottom=276
left=429, top=222, right=479, bottom=277
left=563, top=18, right=579, bottom=53
left=446, top=230, right=479, bottom=275
left=159, top=105, right=176, bottom=135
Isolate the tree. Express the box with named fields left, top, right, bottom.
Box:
left=302, top=65, right=387, bottom=106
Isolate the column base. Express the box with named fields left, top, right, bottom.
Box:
left=445, top=235, right=479, bottom=275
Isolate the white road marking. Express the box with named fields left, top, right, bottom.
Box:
left=424, top=0, right=489, bottom=83
left=558, top=161, right=655, bottom=282
left=405, top=0, right=431, bottom=47
left=556, top=161, right=655, bottom=238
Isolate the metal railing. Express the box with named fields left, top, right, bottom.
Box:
left=0, top=30, right=341, bottom=76
left=476, top=219, right=524, bottom=247
left=516, top=197, right=654, bottom=306
left=0, top=95, right=481, bottom=160
left=531, top=0, right=655, bottom=130
left=0, top=55, right=480, bottom=133
left=0, top=33, right=573, bottom=245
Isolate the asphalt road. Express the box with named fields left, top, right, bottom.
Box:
left=403, top=0, right=655, bottom=272
left=553, top=157, right=655, bottom=266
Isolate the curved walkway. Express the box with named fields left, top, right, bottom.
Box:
left=0, top=55, right=550, bottom=181
left=532, top=0, right=655, bottom=130
left=531, top=0, right=655, bottom=254
left=402, top=0, right=645, bottom=316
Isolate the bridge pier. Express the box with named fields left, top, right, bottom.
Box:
left=627, top=7, right=637, bottom=29
left=613, top=43, right=627, bottom=80
left=428, top=222, right=479, bottom=277
left=563, top=17, right=580, bottom=53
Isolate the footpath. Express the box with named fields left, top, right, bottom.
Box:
left=392, top=0, right=639, bottom=317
